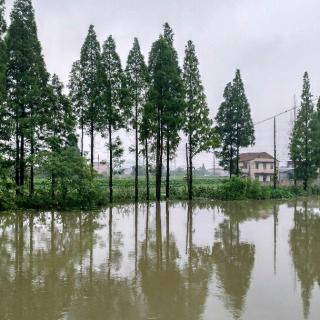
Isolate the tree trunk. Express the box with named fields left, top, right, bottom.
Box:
left=236, top=144, right=240, bottom=176
left=135, top=102, right=138, bottom=202
left=145, top=139, right=150, bottom=201
left=90, top=121, right=94, bottom=170
left=109, top=124, right=113, bottom=203
left=293, top=160, right=297, bottom=187
left=188, top=138, right=193, bottom=201
left=51, top=173, right=55, bottom=200
left=15, top=121, right=20, bottom=196
left=20, top=131, right=25, bottom=193
left=165, top=138, right=170, bottom=199
left=229, top=147, right=233, bottom=178
left=303, top=178, right=307, bottom=190
left=186, top=143, right=189, bottom=197
left=80, top=121, right=84, bottom=157
left=155, top=106, right=163, bottom=201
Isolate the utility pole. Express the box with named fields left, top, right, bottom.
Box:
left=186, top=143, right=190, bottom=197
left=273, top=117, right=277, bottom=189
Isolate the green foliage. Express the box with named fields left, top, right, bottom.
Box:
left=39, top=147, right=101, bottom=209
left=0, top=157, right=15, bottom=211
left=0, top=0, right=10, bottom=163
left=6, top=0, right=50, bottom=192
left=79, top=25, right=101, bottom=166
left=146, top=33, right=185, bottom=199
left=80, top=25, right=101, bottom=121
left=107, top=136, right=125, bottom=175
left=193, top=177, right=294, bottom=201
left=182, top=40, right=218, bottom=199
left=126, top=37, right=148, bottom=125
left=100, top=35, right=129, bottom=132
left=0, top=0, right=6, bottom=103
left=183, top=40, right=218, bottom=155
left=45, top=74, right=76, bottom=151
left=68, top=60, right=85, bottom=153
left=3, top=17, right=319, bottom=210
left=215, top=70, right=255, bottom=176
left=309, top=97, right=320, bottom=176
left=100, top=35, right=129, bottom=201
left=290, top=72, right=317, bottom=189
left=126, top=38, right=148, bottom=201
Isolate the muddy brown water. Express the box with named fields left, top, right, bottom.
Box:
left=0, top=199, right=320, bottom=320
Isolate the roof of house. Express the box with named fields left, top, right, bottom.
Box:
left=239, top=152, right=275, bottom=162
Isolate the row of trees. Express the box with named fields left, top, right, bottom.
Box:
left=3, top=0, right=296, bottom=207
left=0, top=0, right=93, bottom=207
left=68, top=22, right=224, bottom=202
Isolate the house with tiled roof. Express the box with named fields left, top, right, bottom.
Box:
left=239, top=152, right=279, bottom=183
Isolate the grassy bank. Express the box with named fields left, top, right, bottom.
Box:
left=2, top=176, right=320, bottom=212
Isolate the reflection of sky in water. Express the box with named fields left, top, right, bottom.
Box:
left=1, top=200, right=320, bottom=320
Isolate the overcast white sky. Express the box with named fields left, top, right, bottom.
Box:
left=5, top=0, right=320, bottom=168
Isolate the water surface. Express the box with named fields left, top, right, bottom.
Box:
left=0, top=199, right=320, bottom=320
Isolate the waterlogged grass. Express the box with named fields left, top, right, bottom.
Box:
left=193, top=177, right=296, bottom=200
left=2, top=176, right=320, bottom=211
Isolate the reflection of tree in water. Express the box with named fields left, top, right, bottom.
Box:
left=139, top=202, right=186, bottom=319
left=0, top=201, right=282, bottom=320
left=212, top=211, right=255, bottom=320
left=186, top=202, right=214, bottom=320
left=67, top=207, right=144, bottom=320
left=139, top=202, right=214, bottom=320
left=0, top=211, right=104, bottom=320
left=290, top=201, right=320, bottom=319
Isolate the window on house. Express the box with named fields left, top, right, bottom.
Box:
left=243, top=162, right=247, bottom=169
left=270, top=164, right=274, bottom=169
left=263, top=175, right=267, bottom=182
left=263, top=163, right=267, bottom=169
left=255, top=162, right=259, bottom=169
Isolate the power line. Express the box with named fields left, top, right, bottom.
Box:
left=254, top=107, right=296, bottom=126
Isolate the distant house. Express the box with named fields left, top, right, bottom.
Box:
left=279, top=167, right=294, bottom=184
left=239, top=152, right=279, bottom=183
left=94, top=162, right=110, bottom=176
left=279, top=161, right=295, bottom=185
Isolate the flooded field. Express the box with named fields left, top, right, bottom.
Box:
left=0, top=199, right=320, bottom=320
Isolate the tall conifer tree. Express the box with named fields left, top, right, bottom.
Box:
left=146, top=35, right=184, bottom=201
left=6, top=0, right=49, bottom=195
left=0, top=0, right=8, bottom=160
left=183, top=40, right=218, bottom=200
left=310, top=97, right=320, bottom=170
left=45, top=74, right=76, bottom=198
left=0, top=0, right=9, bottom=182
left=162, top=23, right=185, bottom=199
left=126, top=38, right=148, bottom=202
left=215, top=70, right=255, bottom=176
left=69, top=60, right=85, bottom=156
left=80, top=25, right=101, bottom=169
left=0, top=0, right=6, bottom=103
left=140, top=103, right=152, bottom=200
left=290, top=72, right=316, bottom=189
left=100, top=35, right=129, bottom=203
left=215, top=83, right=234, bottom=176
